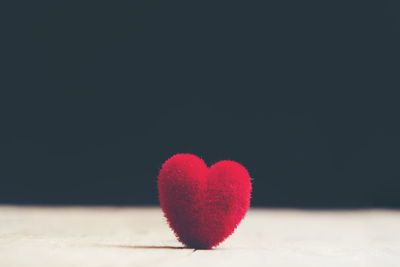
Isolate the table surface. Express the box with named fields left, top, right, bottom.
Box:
left=1, top=206, right=400, bottom=267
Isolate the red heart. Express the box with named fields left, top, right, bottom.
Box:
left=158, top=154, right=252, bottom=249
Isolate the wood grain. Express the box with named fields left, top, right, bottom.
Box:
left=0, top=206, right=399, bottom=266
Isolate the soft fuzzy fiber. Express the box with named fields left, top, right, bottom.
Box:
left=158, top=153, right=252, bottom=249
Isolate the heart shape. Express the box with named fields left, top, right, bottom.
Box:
left=158, top=154, right=252, bottom=249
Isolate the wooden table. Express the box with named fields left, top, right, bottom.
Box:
left=1, top=206, right=399, bottom=266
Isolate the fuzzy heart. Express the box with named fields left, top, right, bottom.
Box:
left=158, top=153, right=252, bottom=249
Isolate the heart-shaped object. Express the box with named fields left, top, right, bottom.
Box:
left=158, top=153, right=252, bottom=249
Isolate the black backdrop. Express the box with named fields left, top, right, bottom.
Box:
left=1, top=1, right=400, bottom=207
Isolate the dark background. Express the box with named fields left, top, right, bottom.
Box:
left=1, top=1, right=399, bottom=207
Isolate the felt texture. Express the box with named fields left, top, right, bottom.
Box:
left=158, top=153, right=252, bottom=249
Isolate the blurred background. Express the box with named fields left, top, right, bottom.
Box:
left=1, top=1, right=399, bottom=208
